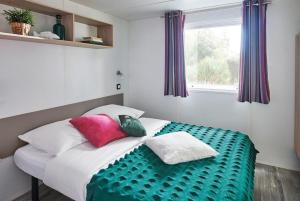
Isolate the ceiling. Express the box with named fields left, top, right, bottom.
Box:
left=70, top=0, right=242, bottom=20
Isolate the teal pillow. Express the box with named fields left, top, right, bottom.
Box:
left=119, top=115, right=146, bottom=137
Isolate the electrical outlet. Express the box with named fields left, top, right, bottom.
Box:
left=116, top=84, right=121, bottom=90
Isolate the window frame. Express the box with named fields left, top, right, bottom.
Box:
left=184, top=18, right=242, bottom=94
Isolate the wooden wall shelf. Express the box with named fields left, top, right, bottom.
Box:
left=0, top=32, right=112, bottom=49
left=0, top=0, right=113, bottom=49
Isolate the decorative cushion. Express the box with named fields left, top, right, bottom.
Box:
left=119, top=115, right=146, bottom=137
left=145, top=131, right=219, bottom=165
left=70, top=114, right=127, bottom=148
left=83, top=104, right=144, bottom=123
left=18, top=119, right=87, bottom=156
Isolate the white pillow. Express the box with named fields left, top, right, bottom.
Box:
left=139, top=118, right=170, bottom=137
left=18, top=119, right=87, bottom=156
left=145, top=131, right=218, bottom=165
left=84, top=104, right=144, bottom=122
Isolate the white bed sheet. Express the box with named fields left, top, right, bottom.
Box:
left=14, top=118, right=170, bottom=201
left=14, top=145, right=53, bottom=180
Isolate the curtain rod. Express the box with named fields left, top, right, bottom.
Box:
left=160, top=1, right=272, bottom=18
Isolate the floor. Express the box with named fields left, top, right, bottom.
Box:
left=254, top=164, right=300, bottom=201
left=14, top=163, right=300, bottom=201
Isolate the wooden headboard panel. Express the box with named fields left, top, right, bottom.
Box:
left=0, top=94, right=123, bottom=158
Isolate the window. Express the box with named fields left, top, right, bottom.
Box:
left=184, top=25, right=241, bottom=92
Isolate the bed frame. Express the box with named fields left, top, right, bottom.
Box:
left=32, top=177, right=39, bottom=201
left=0, top=93, right=124, bottom=201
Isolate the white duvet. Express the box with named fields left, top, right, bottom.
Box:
left=43, top=118, right=170, bottom=201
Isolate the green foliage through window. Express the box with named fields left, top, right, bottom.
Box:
left=184, top=25, right=241, bottom=90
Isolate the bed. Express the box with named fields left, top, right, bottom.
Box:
left=14, top=119, right=257, bottom=201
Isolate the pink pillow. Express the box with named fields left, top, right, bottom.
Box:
left=70, top=114, right=127, bottom=148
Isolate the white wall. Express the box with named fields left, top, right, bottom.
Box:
left=126, top=0, right=300, bottom=171
left=0, top=1, right=128, bottom=200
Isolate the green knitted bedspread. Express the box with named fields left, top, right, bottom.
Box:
left=87, top=122, right=257, bottom=201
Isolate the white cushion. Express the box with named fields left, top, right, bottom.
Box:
left=84, top=104, right=144, bottom=122
left=145, top=131, right=219, bottom=165
left=19, top=119, right=87, bottom=156
left=139, top=118, right=170, bottom=137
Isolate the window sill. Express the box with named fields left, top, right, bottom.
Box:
left=188, top=88, right=238, bottom=95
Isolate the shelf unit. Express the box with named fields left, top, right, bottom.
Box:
left=0, top=0, right=113, bottom=49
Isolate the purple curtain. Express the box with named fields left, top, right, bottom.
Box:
left=238, top=0, right=270, bottom=104
left=164, top=10, right=188, bottom=97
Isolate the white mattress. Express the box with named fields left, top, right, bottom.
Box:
left=14, top=145, right=53, bottom=180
